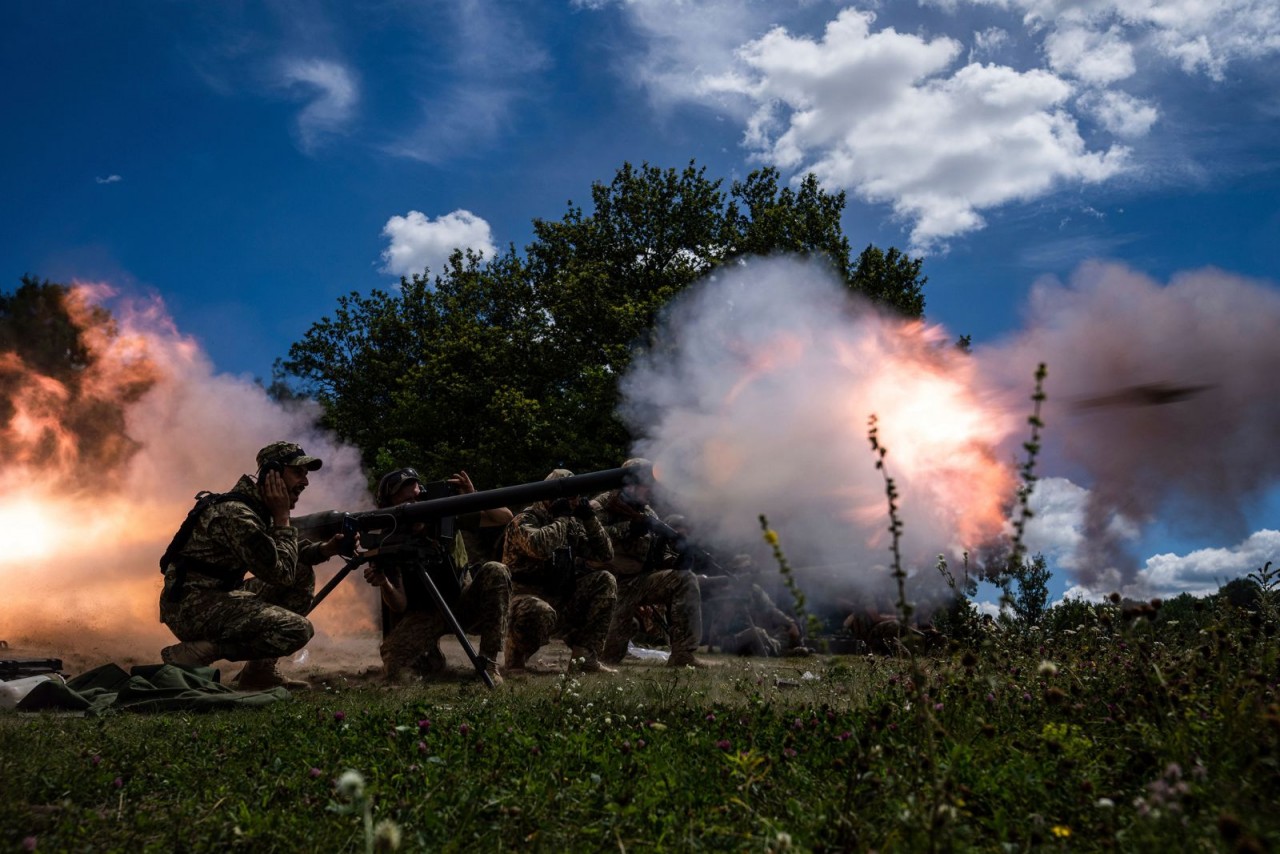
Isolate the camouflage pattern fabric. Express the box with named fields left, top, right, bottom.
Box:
left=592, top=489, right=702, bottom=662
left=503, top=502, right=617, bottom=660
left=601, top=570, right=702, bottom=663
left=699, top=574, right=799, bottom=656
left=507, top=570, right=618, bottom=662
left=159, top=474, right=325, bottom=661
left=379, top=561, right=512, bottom=679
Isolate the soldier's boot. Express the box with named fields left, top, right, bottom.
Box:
left=234, top=658, right=310, bottom=691
left=483, top=659, right=504, bottom=688
left=504, top=634, right=528, bottom=672
left=569, top=647, right=617, bottom=674
left=413, top=645, right=448, bottom=678
left=161, top=640, right=220, bottom=668
left=667, top=648, right=709, bottom=668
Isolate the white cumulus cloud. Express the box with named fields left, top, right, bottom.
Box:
left=379, top=210, right=498, bottom=279
left=707, top=9, right=1128, bottom=252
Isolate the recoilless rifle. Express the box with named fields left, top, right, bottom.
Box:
left=293, top=466, right=643, bottom=688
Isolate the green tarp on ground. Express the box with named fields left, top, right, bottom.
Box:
left=14, top=663, right=288, bottom=715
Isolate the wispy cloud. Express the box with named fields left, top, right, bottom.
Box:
left=379, top=210, right=497, bottom=279
left=277, top=57, right=359, bottom=153
left=383, top=0, right=549, bottom=163
left=95, top=174, right=123, bottom=185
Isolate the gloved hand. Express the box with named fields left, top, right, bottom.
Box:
left=550, top=498, right=573, bottom=517
left=572, top=498, right=597, bottom=520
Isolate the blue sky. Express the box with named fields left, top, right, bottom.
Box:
left=4, top=1, right=1278, bottom=605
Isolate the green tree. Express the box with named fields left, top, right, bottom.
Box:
left=279, top=162, right=930, bottom=486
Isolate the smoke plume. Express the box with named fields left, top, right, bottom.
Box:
left=978, top=261, right=1280, bottom=588
left=621, top=255, right=1280, bottom=609
left=0, top=283, right=379, bottom=672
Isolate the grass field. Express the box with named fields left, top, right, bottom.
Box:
left=3, top=590, right=1278, bottom=853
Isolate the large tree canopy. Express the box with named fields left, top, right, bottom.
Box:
left=279, top=162, right=929, bottom=486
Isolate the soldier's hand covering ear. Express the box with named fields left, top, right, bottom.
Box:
left=572, top=498, right=596, bottom=520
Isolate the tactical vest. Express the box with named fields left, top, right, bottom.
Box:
left=159, top=491, right=270, bottom=602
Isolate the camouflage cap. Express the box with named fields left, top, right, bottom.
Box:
left=256, top=441, right=323, bottom=472
left=544, top=468, right=574, bottom=481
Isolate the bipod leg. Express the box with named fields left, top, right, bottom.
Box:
left=306, top=554, right=368, bottom=616
left=413, top=565, right=495, bottom=690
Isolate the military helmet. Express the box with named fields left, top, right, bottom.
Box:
left=377, top=467, right=422, bottom=507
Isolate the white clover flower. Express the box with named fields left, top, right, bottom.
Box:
left=1037, top=660, right=1059, bottom=676
left=374, top=818, right=402, bottom=851
left=336, top=769, right=365, bottom=799
left=1095, top=798, right=1115, bottom=808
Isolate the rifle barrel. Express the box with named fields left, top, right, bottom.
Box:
left=292, top=467, right=635, bottom=542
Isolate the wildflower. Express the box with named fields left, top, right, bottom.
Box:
left=417, top=718, right=431, bottom=731
left=773, top=831, right=792, bottom=850
left=417, top=741, right=428, bottom=754
left=373, top=819, right=402, bottom=851
left=636, top=739, right=647, bottom=749
left=783, top=747, right=798, bottom=759
left=23, top=837, right=36, bottom=852
left=336, top=769, right=366, bottom=799
left=1050, top=825, right=1071, bottom=838
left=763, top=529, right=780, bottom=547
left=90, top=755, right=101, bottom=766
left=309, top=767, right=323, bottom=778
left=333, top=710, right=346, bottom=722
left=716, top=739, right=732, bottom=750
left=986, top=693, right=996, bottom=703
left=458, top=723, right=471, bottom=736
left=1095, top=798, right=1115, bottom=808
left=706, top=712, right=716, bottom=722
left=620, top=741, right=632, bottom=754
left=1037, top=660, right=1059, bottom=676
left=837, top=731, right=852, bottom=741
left=934, top=703, right=944, bottom=711
left=112, top=777, right=123, bottom=789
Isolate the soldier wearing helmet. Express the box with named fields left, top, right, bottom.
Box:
left=363, top=466, right=511, bottom=686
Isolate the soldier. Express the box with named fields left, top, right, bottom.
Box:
left=362, top=467, right=510, bottom=686
left=502, top=469, right=618, bottom=673
left=593, top=459, right=705, bottom=668
left=158, top=441, right=353, bottom=690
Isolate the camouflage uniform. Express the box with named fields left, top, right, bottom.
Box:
left=502, top=496, right=617, bottom=667
left=699, top=574, right=799, bottom=656
left=159, top=474, right=324, bottom=661
left=376, top=547, right=511, bottom=681
left=592, top=489, right=702, bottom=664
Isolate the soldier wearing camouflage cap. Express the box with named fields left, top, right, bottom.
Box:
left=158, top=441, right=355, bottom=690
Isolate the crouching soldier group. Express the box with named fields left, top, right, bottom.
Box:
left=158, top=447, right=796, bottom=689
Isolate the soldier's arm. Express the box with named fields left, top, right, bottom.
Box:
left=505, top=511, right=574, bottom=560
left=206, top=504, right=302, bottom=586
left=578, top=507, right=615, bottom=563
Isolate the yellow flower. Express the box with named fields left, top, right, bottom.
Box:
left=1050, top=825, right=1071, bottom=838
left=763, top=529, right=780, bottom=547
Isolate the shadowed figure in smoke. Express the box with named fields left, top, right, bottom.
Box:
left=619, top=255, right=1020, bottom=620
left=980, top=261, right=1280, bottom=590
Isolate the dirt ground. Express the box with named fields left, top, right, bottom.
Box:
left=0, top=635, right=767, bottom=689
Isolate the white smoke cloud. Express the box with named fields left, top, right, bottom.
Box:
left=379, top=209, right=498, bottom=279
left=622, top=255, right=1023, bottom=615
